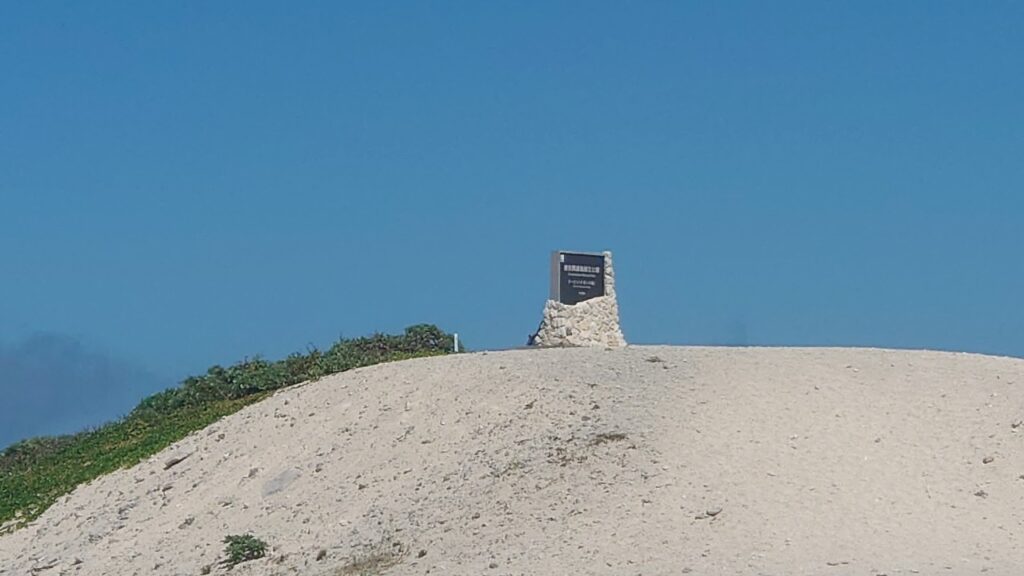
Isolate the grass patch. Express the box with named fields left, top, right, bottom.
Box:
left=0, top=325, right=459, bottom=531
left=589, top=431, right=628, bottom=445
left=0, top=395, right=262, bottom=532
left=337, top=537, right=407, bottom=575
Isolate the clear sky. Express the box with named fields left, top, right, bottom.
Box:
left=2, top=2, right=1023, bottom=446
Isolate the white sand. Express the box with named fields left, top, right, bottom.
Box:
left=3, top=346, right=1024, bottom=575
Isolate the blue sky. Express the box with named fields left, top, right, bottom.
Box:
left=2, top=2, right=1023, bottom=446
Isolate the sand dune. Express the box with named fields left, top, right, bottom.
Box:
left=3, top=346, right=1024, bottom=575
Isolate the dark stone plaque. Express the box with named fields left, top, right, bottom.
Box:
left=553, top=252, right=605, bottom=305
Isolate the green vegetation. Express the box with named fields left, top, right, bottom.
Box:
left=221, top=534, right=267, bottom=567
left=0, top=325, right=458, bottom=531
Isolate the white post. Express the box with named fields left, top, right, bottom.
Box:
left=453, top=333, right=459, bottom=353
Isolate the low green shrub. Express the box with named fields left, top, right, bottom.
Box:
left=222, top=534, right=267, bottom=566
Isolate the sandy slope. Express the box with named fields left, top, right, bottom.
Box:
left=2, top=346, right=1024, bottom=576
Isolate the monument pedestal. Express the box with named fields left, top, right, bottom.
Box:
left=531, top=251, right=626, bottom=348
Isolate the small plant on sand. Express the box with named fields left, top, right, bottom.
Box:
left=337, top=536, right=407, bottom=575
left=590, top=431, right=628, bottom=446
left=221, top=534, right=267, bottom=567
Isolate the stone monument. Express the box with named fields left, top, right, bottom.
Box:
left=530, top=250, right=627, bottom=347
